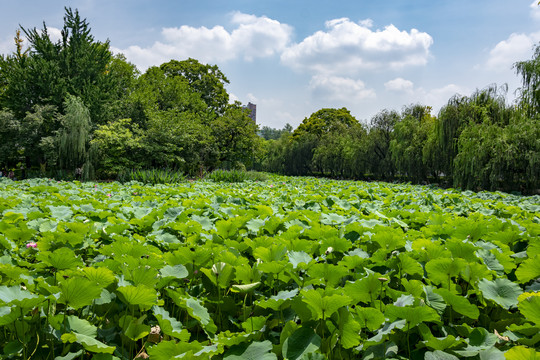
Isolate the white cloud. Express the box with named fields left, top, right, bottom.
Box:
left=281, top=18, right=433, bottom=75
left=420, top=84, right=469, bottom=114
left=384, top=77, right=414, bottom=93
left=485, top=31, right=540, bottom=71
left=115, top=12, right=293, bottom=70
left=310, top=74, right=376, bottom=102
left=531, top=0, right=540, bottom=20
left=46, top=27, right=62, bottom=43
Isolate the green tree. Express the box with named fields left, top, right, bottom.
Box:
left=366, top=109, right=400, bottom=179
left=160, top=58, right=229, bottom=114
left=0, top=7, right=133, bottom=125
left=514, top=44, right=540, bottom=117
left=390, top=104, right=436, bottom=182
left=211, top=103, right=260, bottom=169
left=437, top=84, right=510, bottom=180
left=57, top=95, right=92, bottom=179
left=90, top=118, right=145, bottom=179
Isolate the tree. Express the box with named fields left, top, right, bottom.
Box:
left=160, top=58, right=229, bottom=114
left=211, top=103, right=260, bottom=169
left=390, top=104, right=436, bottom=182
left=366, top=109, right=400, bottom=179
left=57, top=95, right=92, bottom=179
left=437, top=84, right=509, bottom=180
left=514, top=44, right=540, bottom=117
left=0, top=7, right=130, bottom=125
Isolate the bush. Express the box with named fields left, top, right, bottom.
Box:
left=117, top=168, right=185, bottom=185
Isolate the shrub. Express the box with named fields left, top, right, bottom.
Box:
left=117, top=168, right=185, bottom=185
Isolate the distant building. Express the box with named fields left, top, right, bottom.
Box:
left=243, top=102, right=256, bottom=123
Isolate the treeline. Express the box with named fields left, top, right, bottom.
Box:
left=0, top=8, right=260, bottom=180
left=258, top=81, right=540, bottom=193
left=1, top=8, right=539, bottom=194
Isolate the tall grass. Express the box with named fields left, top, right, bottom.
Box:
left=117, top=168, right=186, bottom=184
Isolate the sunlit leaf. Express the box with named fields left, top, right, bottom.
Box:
left=478, top=278, right=523, bottom=309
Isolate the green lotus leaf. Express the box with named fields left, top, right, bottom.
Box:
left=385, top=303, right=440, bottom=328
left=320, top=213, right=347, bottom=225
left=434, top=288, right=480, bottom=319
left=58, top=277, right=102, bottom=309
left=231, top=282, right=260, bottom=293
left=424, top=350, right=459, bottom=360
left=246, top=218, right=265, bottom=233
left=0, top=285, right=44, bottom=310
left=476, top=249, right=505, bottom=275
left=288, top=251, right=313, bottom=269
left=0, top=306, right=18, bottom=325
left=425, top=257, right=467, bottom=286
left=515, top=254, right=540, bottom=284
left=503, top=345, right=540, bottom=359
left=66, top=315, right=97, bottom=336
left=160, top=264, right=189, bottom=279
left=185, top=297, right=217, bottom=336
left=363, top=341, right=398, bottom=360
left=306, top=263, right=349, bottom=287
left=153, top=305, right=190, bottom=341
left=397, top=253, right=424, bottom=277
left=39, top=247, right=83, bottom=270
left=119, top=314, right=150, bottom=341
left=302, top=288, right=351, bottom=320
left=83, top=266, right=116, bottom=287
left=147, top=340, right=205, bottom=360
left=61, top=332, right=115, bottom=354
left=54, top=350, right=84, bottom=360
left=241, top=315, right=267, bottom=332
left=343, top=274, right=381, bottom=305
left=224, top=340, right=277, bottom=360
left=48, top=205, right=73, bottom=221
left=478, top=278, right=523, bottom=310
left=337, top=307, right=362, bottom=349
left=116, top=285, right=158, bottom=310
left=518, top=293, right=540, bottom=327
left=355, top=307, right=386, bottom=332
left=282, top=327, right=321, bottom=360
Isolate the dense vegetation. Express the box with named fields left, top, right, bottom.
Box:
left=0, top=9, right=261, bottom=181
left=0, top=176, right=539, bottom=359
left=259, top=87, right=540, bottom=194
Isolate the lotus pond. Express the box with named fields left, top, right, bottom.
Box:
left=0, top=176, right=539, bottom=359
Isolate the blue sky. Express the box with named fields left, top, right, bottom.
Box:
left=1, top=1, right=539, bottom=128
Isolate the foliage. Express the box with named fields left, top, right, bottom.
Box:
left=0, top=176, right=539, bottom=359
left=160, top=58, right=230, bottom=114
left=117, top=168, right=186, bottom=184
left=57, top=95, right=92, bottom=179
left=514, top=43, right=540, bottom=117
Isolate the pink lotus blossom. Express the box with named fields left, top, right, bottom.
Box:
left=107, top=193, right=112, bottom=197
left=26, top=242, right=37, bottom=248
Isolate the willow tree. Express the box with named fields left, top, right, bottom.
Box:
left=57, top=95, right=92, bottom=179
left=437, top=84, right=509, bottom=180
left=514, top=44, right=540, bottom=117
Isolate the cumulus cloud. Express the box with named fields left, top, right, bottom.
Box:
left=115, top=12, right=293, bottom=70
left=384, top=77, right=414, bottom=93
left=310, top=74, right=376, bottom=102
left=281, top=18, right=433, bottom=75
left=531, top=1, right=540, bottom=20
left=420, top=84, right=469, bottom=113
left=485, top=31, right=540, bottom=71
